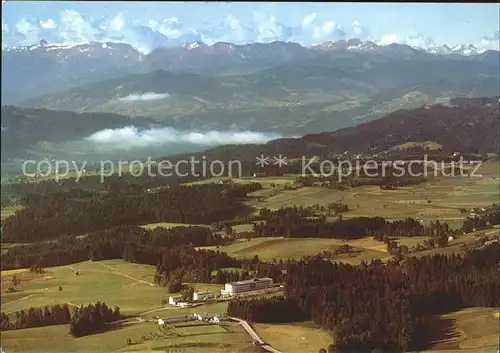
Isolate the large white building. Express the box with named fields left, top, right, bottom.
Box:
left=221, top=278, right=273, bottom=297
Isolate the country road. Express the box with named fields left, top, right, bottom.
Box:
left=229, top=316, right=283, bottom=353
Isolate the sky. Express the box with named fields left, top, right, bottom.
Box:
left=2, top=2, right=499, bottom=53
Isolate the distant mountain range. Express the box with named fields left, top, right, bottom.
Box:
left=2, top=39, right=499, bottom=176
left=2, top=39, right=499, bottom=104
left=16, top=48, right=500, bottom=135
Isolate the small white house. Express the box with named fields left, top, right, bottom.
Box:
left=447, top=235, right=454, bottom=243
left=157, top=318, right=165, bottom=326
left=194, top=313, right=213, bottom=321
left=209, top=316, right=221, bottom=324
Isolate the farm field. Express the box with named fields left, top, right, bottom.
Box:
left=140, top=222, right=210, bottom=230
left=0, top=205, right=23, bottom=219
left=0, top=259, right=333, bottom=353
left=201, top=226, right=492, bottom=263
left=253, top=321, right=334, bottom=353
left=1, top=260, right=167, bottom=315
left=0, top=260, right=256, bottom=353
left=1, top=319, right=257, bottom=353
left=200, top=236, right=392, bottom=263
left=242, top=160, right=500, bottom=229
left=411, top=228, right=499, bottom=258
left=421, top=307, right=500, bottom=353
left=184, top=161, right=499, bottom=230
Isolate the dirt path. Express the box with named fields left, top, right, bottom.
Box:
left=137, top=306, right=179, bottom=315
left=1, top=294, right=36, bottom=307
left=58, top=299, right=79, bottom=308
left=94, top=262, right=155, bottom=287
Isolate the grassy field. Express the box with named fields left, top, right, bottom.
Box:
left=185, top=161, right=499, bottom=230
left=140, top=222, right=210, bottom=230
left=422, top=307, right=500, bottom=353
left=199, top=236, right=393, bottom=264
left=254, top=321, right=334, bottom=353
left=1, top=319, right=257, bottom=353
left=1, top=205, right=23, bottom=219
left=1, top=260, right=166, bottom=315
left=411, top=228, right=499, bottom=258
left=0, top=260, right=257, bottom=353
left=391, top=140, right=443, bottom=151
left=200, top=227, right=494, bottom=263
left=0, top=260, right=222, bottom=317
left=242, top=160, right=499, bottom=229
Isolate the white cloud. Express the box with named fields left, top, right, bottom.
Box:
left=311, top=21, right=346, bottom=42
left=14, top=18, right=39, bottom=45
left=57, top=10, right=97, bottom=43
left=109, top=13, right=125, bottom=32
left=2, top=10, right=497, bottom=54
left=349, top=21, right=371, bottom=40
left=302, top=13, right=317, bottom=27
left=475, top=30, right=500, bottom=51
left=85, top=126, right=281, bottom=149
left=119, top=92, right=170, bottom=102
left=405, top=34, right=435, bottom=49
left=379, top=32, right=398, bottom=45
left=39, top=18, right=57, bottom=29
left=150, top=17, right=187, bottom=39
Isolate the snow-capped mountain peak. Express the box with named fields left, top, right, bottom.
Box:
left=183, top=41, right=208, bottom=50
left=2, top=37, right=497, bottom=58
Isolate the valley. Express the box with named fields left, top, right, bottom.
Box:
left=1, top=3, right=500, bottom=353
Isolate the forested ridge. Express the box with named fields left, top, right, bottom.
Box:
left=2, top=183, right=261, bottom=242
left=165, top=96, right=500, bottom=163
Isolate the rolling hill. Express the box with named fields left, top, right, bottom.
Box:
left=2, top=97, right=498, bottom=177
left=0, top=106, right=154, bottom=170
left=19, top=52, right=500, bottom=135
left=166, top=96, right=500, bottom=162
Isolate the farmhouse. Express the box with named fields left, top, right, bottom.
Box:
left=193, top=290, right=213, bottom=301
left=221, top=278, right=274, bottom=297
left=193, top=313, right=222, bottom=323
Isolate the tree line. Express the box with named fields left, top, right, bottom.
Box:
left=0, top=302, right=120, bottom=338
left=252, top=207, right=452, bottom=240
left=1, top=224, right=286, bottom=286
left=1, top=226, right=239, bottom=271
left=2, top=183, right=261, bottom=242
left=69, top=302, right=121, bottom=337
